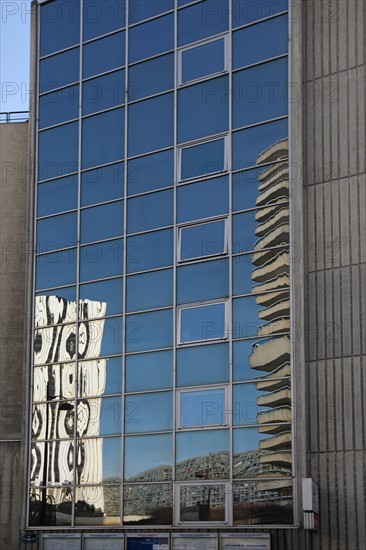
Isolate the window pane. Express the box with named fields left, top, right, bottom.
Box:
left=83, top=0, right=126, bottom=41
left=78, top=317, right=123, bottom=358
left=233, top=58, right=288, bottom=128
left=232, top=0, right=288, bottom=28
left=177, top=343, right=229, bottom=387
left=180, top=220, right=226, bottom=261
left=36, top=249, right=77, bottom=290
left=39, top=85, right=79, bottom=128
left=39, top=48, right=80, bottom=93
left=36, top=212, right=77, bottom=253
left=178, top=76, right=229, bottom=143
left=124, top=486, right=172, bottom=526
left=181, top=38, right=225, bottom=84
left=126, top=350, right=173, bottom=392
left=128, top=93, right=174, bottom=156
left=32, top=400, right=75, bottom=439
left=80, top=201, right=124, bottom=243
left=30, top=440, right=74, bottom=486
left=29, top=487, right=73, bottom=526
left=232, top=211, right=257, bottom=254
left=129, top=14, right=174, bottom=63
left=180, top=138, right=226, bottom=180
left=82, top=70, right=125, bottom=116
left=177, top=259, right=229, bottom=304
left=82, top=108, right=125, bottom=169
left=178, top=0, right=228, bottom=46
left=37, top=175, right=78, bottom=217
left=124, top=392, right=173, bottom=433
left=127, top=149, right=174, bottom=195
left=81, top=163, right=124, bottom=207
left=83, top=32, right=125, bottom=78
left=77, top=395, right=122, bottom=436
left=127, top=189, right=173, bottom=233
left=180, top=303, right=226, bottom=344
left=125, top=309, right=173, bottom=352
left=124, top=433, right=172, bottom=481
left=75, top=485, right=120, bottom=525
left=180, top=388, right=226, bottom=428
left=176, top=429, right=229, bottom=480
left=126, top=269, right=173, bottom=312
left=232, top=254, right=256, bottom=296
left=179, top=484, right=226, bottom=522
left=78, top=357, right=123, bottom=397
left=129, top=0, right=174, bottom=24
left=80, top=239, right=123, bottom=281
left=233, top=165, right=288, bottom=212
left=76, top=437, right=122, bottom=483
left=38, top=122, right=79, bottom=181
left=128, top=53, right=174, bottom=101
left=177, top=176, right=229, bottom=223
left=126, top=229, right=173, bottom=273
left=234, top=295, right=290, bottom=340
left=233, top=382, right=291, bottom=426
left=40, top=0, right=80, bottom=56
left=33, top=363, right=76, bottom=402
left=79, top=278, right=124, bottom=317
left=233, top=16, right=288, bottom=70
left=35, top=288, right=77, bottom=327
left=233, top=479, right=293, bottom=525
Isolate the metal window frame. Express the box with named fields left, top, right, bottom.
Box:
left=175, top=481, right=231, bottom=526
left=177, top=217, right=228, bottom=263
left=177, top=300, right=229, bottom=346
left=177, top=134, right=229, bottom=183
left=176, top=385, right=229, bottom=429
left=178, top=34, right=229, bottom=86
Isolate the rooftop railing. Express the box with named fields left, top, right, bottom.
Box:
left=0, top=111, right=29, bottom=123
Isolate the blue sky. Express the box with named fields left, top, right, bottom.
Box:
left=0, top=0, right=31, bottom=113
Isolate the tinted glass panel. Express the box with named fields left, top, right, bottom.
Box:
left=181, top=38, right=225, bottom=83
left=79, top=278, right=124, bottom=317
left=124, top=433, right=172, bottom=481
left=180, top=388, right=226, bottom=427
left=128, top=54, right=174, bottom=101
left=125, top=309, right=173, bottom=352
left=232, top=0, right=288, bottom=28
left=124, top=485, right=172, bottom=525
left=233, top=338, right=262, bottom=381
left=126, top=229, right=173, bottom=273
left=233, top=167, right=274, bottom=212
left=178, top=0, right=228, bottom=46
left=37, top=175, right=78, bottom=217
left=177, top=176, right=229, bottom=223
left=177, top=343, right=229, bottom=387
left=83, top=0, right=126, bottom=40
left=129, top=0, right=174, bottom=24
left=129, top=14, right=174, bottom=63
left=128, top=93, right=174, bottom=156
left=124, top=392, right=173, bottom=433
left=76, top=437, right=122, bottom=483
left=78, top=356, right=123, bottom=396
left=233, top=382, right=291, bottom=425
left=233, top=58, right=288, bottom=128
left=38, top=122, right=79, bottom=181
left=83, top=32, right=125, bottom=78
left=36, top=213, right=77, bottom=253
left=80, top=239, right=124, bottom=281
left=178, top=76, right=229, bottom=143
left=233, top=479, right=293, bottom=525
left=177, top=259, right=229, bottom=304
left=78, top=317, right=123, bottom=359
left=127, top=149, right=173, bottom=195
left=82, top=108, right=125, bottom=169
left=126, top=350, right=173, bottom=392
left=180, top=303, right=226, bottom=344
left=39, top=48, right=80, bottom=93
left=232, top=254, right=256, bottom=296
left=126, top=269, right=173, bottom=312
left=76, top=396, right=122, bottom=436
left=39, top=85, right=79, bottom=128
left=33, top=363, right=76, bottom=403
left=36, top=249, right=77, bottom=290
left=176, top=429, right=229, bottom=480
left=181, top=138, right=226, bottom=180
left=35, top=287, right=76, bottom=327
left=232, top=211, right=257, bottom=254
left=29, top=487, right=73, bottom=526
left=179, top=485, right=226, bottom=522
left=75, top=485, right=120, bottom=525
left=80, top=201, right=124, bottom=243
left=40, top=0, right=80, bottom=56
left=30, top=440, right=74, bottom=485
left=180, top=220, right=226, bottom=261
left=127, top=189, right=173, bottom=233
left=82, top=70, right=125, bottom=116
left=81, top=162, right=124, bottom=206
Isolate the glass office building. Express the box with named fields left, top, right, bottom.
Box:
left=29, top=0, right=292, bottom=539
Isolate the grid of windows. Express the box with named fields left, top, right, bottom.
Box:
left=30, top=0, right=292, bottom=529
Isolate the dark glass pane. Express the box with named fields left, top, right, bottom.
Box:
left=83, top=0, right=126, bottom=41
left=178, top=0, right=195, bottom=5
left=233, top=58, right=288, bottom=128
left=179, top=484, right=226, bottom=522
left=124, top=486, right=172, bottom=525
left=233, top=382, right=291, bottom=425
left=180, top=220, right=226, bottom=261
left=37, top=175, right=78, bottom=217
left=128, top=53, right=174, bottom=101
left=82, top=70, right=125, bottom=116
left=35, top=288, right=77, bottom=327
left=180, top=303, right=226, bottom=344
left=125, top=309, right=173, bottom=352
left=78, top=317, right=123, bottom=358
left=76, top=396, right=122, bottom=436
left=29, top=487, right=73, bottom=526
left=79, top=278, right=123, bottom=316
left=82, top=108, right=125, bottom=169
left=127, top=189, right=173, bottom=233
left=178, top=76, right=229, bottom=143
left=232, top=211, right=257, bottom=254
left=177, top=343, right=229, bottom=387
left=178, top=0, right=229, bottom=46
left=129, top=0, right=174, bottom=24
left=234, top=292, right=290, bottom=340
left=78, top=357, right=123, bottom=396
left=233, top=479, right=293, bottom=525
left=233, top=166, right=288, bottom=212
left=80, top=201, right=124, bottom=243
left=126, top=350, right=173, bottom=392
left=80, top=239, right=124, bottom=281
left=75, top=485, right=120, bottom=525
left=177, top=176, right=229, bottom=223
left=128, top=93, right=174, bottom=156
left=36, top=249, right=77, bottom=290
left=124, top=433, right=172, bottom=481
left=76, top=437, right=122, bottom=483
left=232, top=254, right=256, bottom=296
left=39, top=48, right=80, bottom=93
left=232, top=119, right=288, bottom=171
left=81, top=163, right=124, bottom=206
left=180, top=388, right=226, bottom=428
left=233, top=16, right=288, bottom=69
left=177, top=258, right=229, bottom=304
left=39, top=85, right=79, bottom=128
left=181, top=38, right=225, bottom=84
left=126, top=269, right=173, bottom=312
left=176, top=429, right=229, bottom=480
left=124, top=391, right=173, bottom=433
left=129, top=14, right=174, bottom=63
left=40, top=0, right=80, bottom=56
left=126, top=229, right=173, bottom=273
left=181, top=138, right=226, bottom=180
left=232, top=0, right=288, bottom=28
left=83, top=32, right=125, bottom=78
left=127, top=149, right=173, bottom=195
left=30, top=440, right=74, bottom=486
left=36, top=213, right=77, bottom=253
left=38, top=122, right=79, bottom=181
